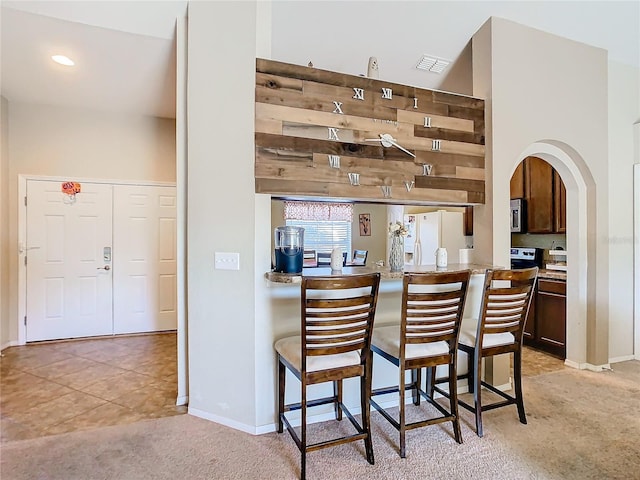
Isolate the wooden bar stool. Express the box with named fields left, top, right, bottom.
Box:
left=434, top=267, right=538, bottom=437
left=370, top=270, right=471, bottom=458
left=275, top=273, right=381, bottom=480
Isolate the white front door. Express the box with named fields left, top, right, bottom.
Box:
left=113, top=185, right=177, bottom=334
left=26, top=180, right=113, bottom=341
left=25, top=179, right=177, bottom=342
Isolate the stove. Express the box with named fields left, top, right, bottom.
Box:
left=510, top=247, right=543, bottom=269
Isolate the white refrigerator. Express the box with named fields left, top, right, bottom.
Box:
left=404, top=211, right=467, bottom=266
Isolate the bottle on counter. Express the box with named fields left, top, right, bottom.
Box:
left=436, top=247, right=448, bottom=268
left=330, top=247, right=343, bottom=272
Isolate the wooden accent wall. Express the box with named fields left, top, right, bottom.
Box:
left=255, top=58, right=485, bottom=205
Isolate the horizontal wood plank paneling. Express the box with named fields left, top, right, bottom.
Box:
left=456, top=166, right=486, bottom=180
left=255, top=58, right=486, bottom=205
left=396, top=110, right=474, bottom=132
left=414, top=175, right=485, bottom=194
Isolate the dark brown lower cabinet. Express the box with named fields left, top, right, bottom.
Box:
left=523, top=278, right=566, bottom=359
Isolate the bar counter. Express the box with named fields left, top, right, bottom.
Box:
left=266, top=262, right=508, bottom=423
left=265, top=263, right=500, bottom=284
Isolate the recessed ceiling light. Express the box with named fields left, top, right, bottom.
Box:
left=51, top=55, right=75, bottom=66
left=416, top=55, right=450, bottom=74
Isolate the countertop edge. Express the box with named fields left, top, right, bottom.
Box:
left=265, top=263, right=503, bottom=284
left=537, top=269, right=567, bottom=281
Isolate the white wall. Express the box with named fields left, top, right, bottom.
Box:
left=186, top=1, right=261, bottom=431
left=0, top=97, right=9, bottom=349
left=4, top=102, right=176, bottom=345
left=352, top=204, right=387, bottom=263
left=607, top=61, right=640, bottom=361
left=473, top=17, right=610, bottom=366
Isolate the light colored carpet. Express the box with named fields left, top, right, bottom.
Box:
left=2, top=361, right=639, bottom=480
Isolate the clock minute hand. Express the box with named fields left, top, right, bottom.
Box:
left=364, top=134, right=416, bottom=158
left=387, top=138, right=416, bottom=158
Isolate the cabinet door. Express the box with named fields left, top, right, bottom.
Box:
left=463, top=206, right=473, bottom=236
left=510, top=161, right=525, bottom=199
left=525, top=157, right=554, bottom=233
left=554, top=172, right=566, bottom=233
left=523, top=283, right=536, bottom=343
left=535, top=279, right=566, bottom=358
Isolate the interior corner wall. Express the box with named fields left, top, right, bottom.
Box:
left=439, top=42, right=473, bottom=96
left=470, top=20, right=494, bottom=268
left=0, top=96, right=10, bottom=349
left=607, top=61, right=640, bottom=361
left=5, top=102, right=176, bottom=346
left=186, top=1, right=259, bottom=431
left=474, top=17, right=610, bottom=366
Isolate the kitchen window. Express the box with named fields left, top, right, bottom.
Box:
left=284, top=201, right=352, bottom=255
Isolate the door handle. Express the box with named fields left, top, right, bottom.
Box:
left=19, top=244, right=40, bottom=254
left=97, top=265, right=111, bottom=271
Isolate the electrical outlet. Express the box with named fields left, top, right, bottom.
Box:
left=214, top=252, right=240, bottom=271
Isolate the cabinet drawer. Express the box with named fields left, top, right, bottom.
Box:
left=538, top=278, right=566, bottom=296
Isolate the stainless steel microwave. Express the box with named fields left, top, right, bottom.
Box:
left=510, top=198, right=525, bottom=233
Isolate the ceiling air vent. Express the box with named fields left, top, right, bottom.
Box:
left=416, top=55, right=450, bottom=74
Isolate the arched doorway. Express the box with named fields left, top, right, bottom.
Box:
left=510, top=156, right=566, bottom=359
left=513, top=141, right=605, bottom=369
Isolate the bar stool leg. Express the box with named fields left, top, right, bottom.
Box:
left=399, top=368, right=407, bottom=458
left=333, top=380, right=343, bottom=421
left=361, top=353, right=375, bottom=464
left=513, top=350, right=527, bottom=424
left=411, top=368, right=421, bottom=405
left=301, top=386, right=307, bottom=480
left=278, top=358, right=285, bottom=433
left=448, top=358, right=463, bottom=444
left=426, top=366, right=435, bottom=399
left=473, top=351, right=484, bottom=437
left=467, top=350, right=475, bottom=394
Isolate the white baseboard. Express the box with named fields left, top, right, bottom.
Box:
left=255, top=396, right=411, bottom=435
left=564, top=359, right=580, bottom=369
left=190, top=381, right=511, bottom=437
left=0, top=340, right=18, bottom=352
left=188, top=407, right=262, bottom=435
left=494, top=381, right=512, bottom=392
left=564, top=359, right=612, bottom=372
left=175, top=395, right=188, bottom=406
left=609, top=355, right=635, bottom=364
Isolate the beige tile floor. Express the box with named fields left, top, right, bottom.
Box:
left=520, top=345, right=568, bottom=377
left=1, top=331, right=565, bottom=443
left=1, top=332, right=185, bottom=443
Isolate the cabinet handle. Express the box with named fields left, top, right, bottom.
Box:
left=538, top=291, right=565, bottom=299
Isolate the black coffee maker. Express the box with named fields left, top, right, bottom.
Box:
left=274, top=226, right=304, bottom=273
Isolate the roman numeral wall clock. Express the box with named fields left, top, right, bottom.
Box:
left=255, top=58, right=485, bottom=204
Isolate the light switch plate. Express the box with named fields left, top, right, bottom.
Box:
left=214, top=252, right=240, bottom=271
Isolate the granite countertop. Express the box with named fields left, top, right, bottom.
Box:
left=265, top=263, right=502, bottom=284
left=538, top=269, right=567, bottom=281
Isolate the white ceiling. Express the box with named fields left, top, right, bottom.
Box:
left=2, top=1, right=638, bottom=120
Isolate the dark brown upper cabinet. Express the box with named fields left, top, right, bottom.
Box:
left=510, top=156, right=566, bottom=234
left=464, top=206, right=473, bottom=236
left=553, top=171, right=566, bottom=233
left=510, top=161, right=525, bottom=199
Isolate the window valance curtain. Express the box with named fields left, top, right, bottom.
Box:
left=284, top=201, right=353, bottom=222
